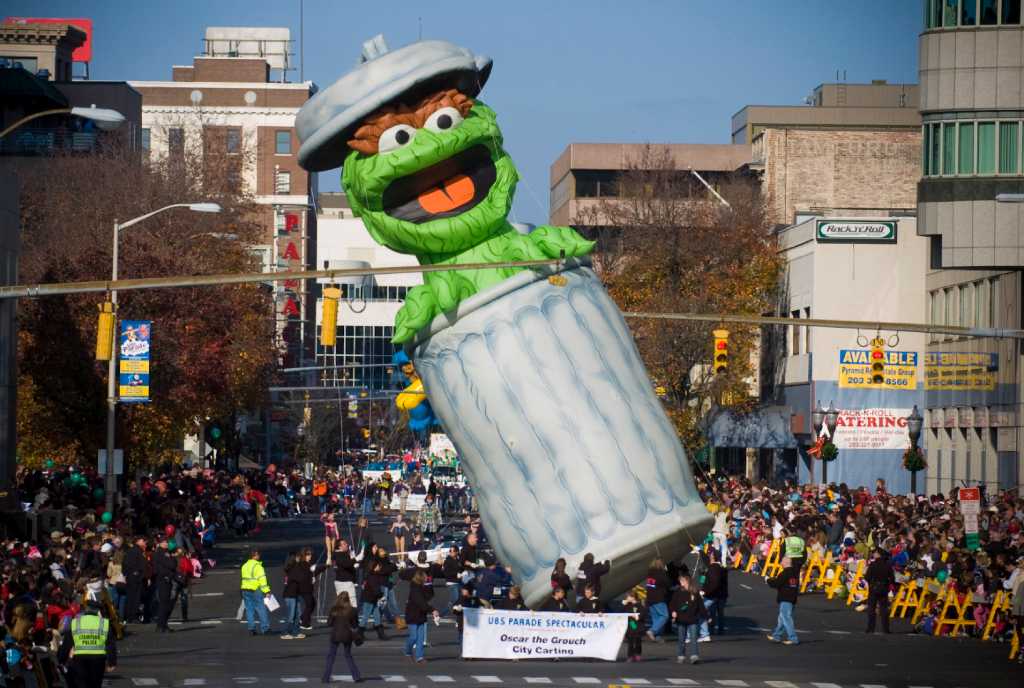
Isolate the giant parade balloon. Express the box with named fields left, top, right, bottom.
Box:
left=296, top=36, right=712, bottom=607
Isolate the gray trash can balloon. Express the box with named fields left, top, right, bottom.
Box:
left=296, top=36, right=712, bottom=607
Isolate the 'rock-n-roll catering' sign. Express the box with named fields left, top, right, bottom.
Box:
left=816, top=219, right=897, bottom=244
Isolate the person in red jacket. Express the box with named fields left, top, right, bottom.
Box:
left=175, top=551, right=194, bottom=623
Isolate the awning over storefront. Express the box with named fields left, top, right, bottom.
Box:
left=706, top=405, right=798, bottom=449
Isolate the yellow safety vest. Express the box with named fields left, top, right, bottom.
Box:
left=241, top=559, right=268, bottom=592
left=71, top=613, right=108, bottom=656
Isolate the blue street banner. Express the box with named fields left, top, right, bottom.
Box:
left=118, top=319, right=151, bottom=403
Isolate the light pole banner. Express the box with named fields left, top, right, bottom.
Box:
left=461, top=608, right=629, bottom=660
left=831, top=408, right=912, bottom=450
left=118, top=320, right=151, bottom=403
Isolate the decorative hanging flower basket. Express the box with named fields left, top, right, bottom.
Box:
left=903, top=445, right=927, bottom=472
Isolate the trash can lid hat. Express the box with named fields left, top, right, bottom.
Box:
left=297, top=34, right=492, bottom=172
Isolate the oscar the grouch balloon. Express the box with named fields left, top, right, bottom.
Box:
left=298, top=36, right=711, bottom=608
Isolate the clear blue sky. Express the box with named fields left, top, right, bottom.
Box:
left=9, top=0, right=921, bottom=222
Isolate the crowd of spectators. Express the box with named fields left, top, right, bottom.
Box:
left=697, top=474, right=1024, bottom=656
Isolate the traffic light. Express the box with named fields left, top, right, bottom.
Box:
left=95, top=301, right=115, bottom=361
left=204, top=423, right=225, bottom=448
left=321, top=286, right=341, bottom=347
left=869, top=337, right=886, bottom=386
left=713, top=329, right=730, bottom=374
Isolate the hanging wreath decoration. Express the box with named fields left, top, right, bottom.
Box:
left=903, top=445, right=927, bottom=472
left=807, top=435, right=839, bottom=462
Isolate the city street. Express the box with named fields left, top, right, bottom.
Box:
left=109, top=515, right=1021, bottom=688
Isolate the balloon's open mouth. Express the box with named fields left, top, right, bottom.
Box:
left=382, top=145, right=496, bottom=224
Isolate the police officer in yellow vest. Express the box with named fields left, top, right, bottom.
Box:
left=241, top=548, right=272, bottom=635
left=782, top=528, right=806, bottom=571
left=57, top=598, right=116, bottom=688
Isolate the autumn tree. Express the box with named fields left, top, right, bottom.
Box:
left=15, top=141, right=277, bottom=469
left=576, top=145, right=782, bottom=456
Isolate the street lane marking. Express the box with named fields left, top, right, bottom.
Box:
left=740, top=583, right=753, bottom=590
left=132, top=680, right=158, bottom=687
left=621, top=680, right=650, bottom=685
left=281, top=679, right=308, bottom=683
left=232, top=679, right=259, bottom=684
left=428, top=677, right=455, bottom=683
left=524, top=679, right=552, bottom=684
left=200, top=620, right=222, bottom=625
left=825, top=630, right=851, bottom=635
left=861, top=684, right=888, bottom=688
left=381, top=677, right=406, bottom=683
left=191, top=592, right=225, bottom=597
left=328, top=677, right=352, bottom=683
left=812, top=684, right=843, bottom=688
left=183, top=681, right=206, bottom=686
left=572, top=680, right=600, bottom=685
left=716, top=682, right=748, bottom=687
left=765, top=682, right=798, bottom=688
left=667, top=681, right=699, bottom=686
left=472, top=678, right=502, bottom=684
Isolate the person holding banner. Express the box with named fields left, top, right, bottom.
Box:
left=541, top=585, right=571, bottom=612
left=620, top=589, right=646, bottom=662
left=670, top=575, right=706, bottom=664
left=498, top=585, right=528, bottom=611
left=577, top=584, right=603, bottom=614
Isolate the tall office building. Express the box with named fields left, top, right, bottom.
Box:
left=918, top=0, right=1024, bottom=493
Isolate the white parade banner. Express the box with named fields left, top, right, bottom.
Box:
left=461, top=608, right=629, bottom=660
left=831, top=408, right=912, bottom=451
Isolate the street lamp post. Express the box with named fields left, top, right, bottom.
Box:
left=0, top=106, right=125, bottom=139
left=906, top=404, right=924, bottom=495
left=104, top=202, right=222, bottom=515
left=811, top=402, right=825, bottom=484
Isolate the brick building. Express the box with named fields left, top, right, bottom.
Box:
left=128, top=27, right=316, bottom=371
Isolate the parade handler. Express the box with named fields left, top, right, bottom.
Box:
left=297, top=35, right=712, bottom=608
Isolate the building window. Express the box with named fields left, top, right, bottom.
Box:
left=958, top=122, right=974, bottom=174
left=930, top=123, right=941, bottom=176
left=275, top=170, right=291, bottom=194
left=922, top=125, right=930, bottom=174
left=790, top=310, right=801, bottom=356
left=942, top=123, right=956, bottom=175
left=990, top=276, right=999, bottom=326
left=962, top=0, right=978, bottom=24
left=1004, top=0, right=1022, bottom=23
left=574, top=170, right=620, bottom=198
left=140, top=128, right=151, bottom=151
left=978, top=122, right=996, bottom=174
left=275, top=130, right=291, bottom=155
left=803, top=307, right=811, bottom=353
left=226, top=128, right=241, bottom=154
left=976, top=279, right=990, bottom=328
left=981, top=0, right=999, bottom=23
left=168, top=128, right=184, bottom=158
left=961, top=282, right=973, bottom=328
left=945, top=286, right=957, bottom=333
left=999, top=122, right=1019, bottom=174
left=0, top=55, right=38, bottom=72
left=944, top=0, right=959, bottom=26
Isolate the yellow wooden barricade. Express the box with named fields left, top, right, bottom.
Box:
left=981, top=590, right=1012, bottom=641
left=934, top=587, right=974, bottom=638
left=1011, top=629, right=1020, bottom=660
left=762, top=539, right=783, bottom=579
left=823, top=563, right=845, bottom=600
left=890, top=580, right=922, bottom=619
left=800, top=550, right=833, bottom=593
left=910, top=579, right=945, bottom=626
left=731, top=550, right=744, bottom=569
left=845, top=560, right=868, bottom=607
left=744, top=548, right=759, bottom=573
